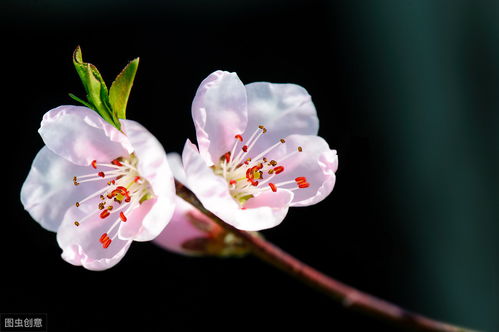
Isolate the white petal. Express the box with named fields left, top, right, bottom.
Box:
left=119, top=195, right=175, bottom=242
left=57, top=203, right=132, bottom=271
left=21, top=146, right=102, bottom=232
left=122, top=120, right=175, bottom=198
left=167, top=152, right=188, bottom=187
left=261, top=134, right=338, bottom=206
left=235, top=189, right=293, bottom=231
left=39, top=105, right=133, bottom=166
left=242, top=82, right=319, bottom=156
left=182, top=139, right=239, bottom=213
left=191, top=71, right=248, bottom=165
left=119, top=120, right=176, bottom=240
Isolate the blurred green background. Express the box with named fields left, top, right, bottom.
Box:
left=2, top=0, right=498, bottom=331
left=353, top=2, right=499, bottom=329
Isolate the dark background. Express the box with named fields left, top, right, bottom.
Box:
left=2, top=1, right=498, bottom=331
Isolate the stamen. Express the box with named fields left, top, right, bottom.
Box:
left=230, top=126, right=266, bottom=168
left=119, top=211, right=127, bottom=222
left=73, top=155, right=152, bottom=248
left=295, top=177, right=307, bottom=184
left=77, top=172, right=121, bottom=184
left=100, top=210, right=110, bottom=219
left=216, top=126, right=310, bottom=205
left=75, top=186, right=110, bottom=207
left=274, top=166, right=285, bottom=174
left=246, top=140, right=284, bottom=166
left=99, top=233, right=108, bottom=243
left=105, top=201, right=140, bottom=242
left=103, top=238, right=112, bottom=248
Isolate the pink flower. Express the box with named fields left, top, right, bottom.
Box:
left=153, top=153, right=248, bottom=256
left=180, top=70, right=338, bottom=231
left=21, top=106, right=176, bottom=270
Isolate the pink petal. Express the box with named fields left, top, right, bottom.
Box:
left=182, top=139, right=290, bottom=231
left=122, top=120, right=175, bottom=197
left=57, top=202, right=132, bottom=271
left=166, top=152, right=188, bottom=187
left=21, top=147, right=106, bottom=232
left=102, top=120, right=176, bottom=241
left=39, top=106, right=133, bottom=166
left=244, top=189, right=294, bottom=209
left=242, top=82, right=319, bottom=157
left=120, top=195, right=175, bottom=242
left=261, top=134, right=338, bottom=206
left=182, top=139, right=239, bottom=212
left=117, top=197, right=154, bottom=241
left=192, top=71, right=248, bottom=165
left=152, top=197, right=213, bottom=255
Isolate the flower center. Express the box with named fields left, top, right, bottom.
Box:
left=212, top=125, right=309, bottom=207
left=72, top=153, right=153, bottom=248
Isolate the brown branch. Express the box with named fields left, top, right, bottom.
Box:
left=175, top=180, right=476, bottom=332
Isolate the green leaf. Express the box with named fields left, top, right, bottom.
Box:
left=68, top=93, right=94, bottom=109
left=72, top=46, right=121, bottom=130
left=109, top=57, right=139, bottom=120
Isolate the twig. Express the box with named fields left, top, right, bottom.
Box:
left=175, top=180, right=476, bottom=332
